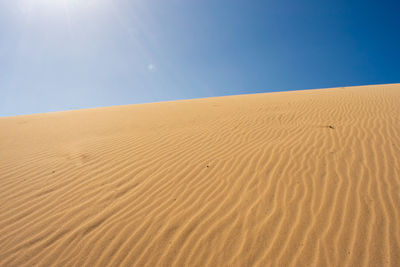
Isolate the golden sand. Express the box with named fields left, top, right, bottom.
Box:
left=1, top=84, right=399, bottom=266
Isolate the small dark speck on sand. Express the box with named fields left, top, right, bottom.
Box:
left=328, top=125, right=335, bottom=129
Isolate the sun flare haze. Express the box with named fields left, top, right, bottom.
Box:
left=1, top=0, right=398, bottom=117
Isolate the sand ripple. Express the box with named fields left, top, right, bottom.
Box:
left=1, top=84, right=399, bottom=266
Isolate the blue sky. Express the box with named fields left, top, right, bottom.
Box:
left=1, top=0, right=399, bottom=117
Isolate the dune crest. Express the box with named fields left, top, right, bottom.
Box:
left=1, top=84, right=400, bottom=266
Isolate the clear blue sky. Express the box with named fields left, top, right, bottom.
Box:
left=1, top=0, right=399, bottom=117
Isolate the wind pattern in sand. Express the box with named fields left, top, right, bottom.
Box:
left=1, top=84, right=400, bottom=266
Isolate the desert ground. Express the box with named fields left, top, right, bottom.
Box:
left=0, top=83, right=399, bottom=266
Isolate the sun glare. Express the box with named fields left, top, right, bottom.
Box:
left=18, top=0, right=106, bottom=29
left=20, top=0, right=98, bottom=15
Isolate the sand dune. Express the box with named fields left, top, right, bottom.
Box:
left=1, top=83, right=400, bottom=266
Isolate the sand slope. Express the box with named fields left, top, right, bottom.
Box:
left=1, top=84, right=400, bottom=266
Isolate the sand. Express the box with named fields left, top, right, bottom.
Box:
left=0, top=83, right=399, bottom=266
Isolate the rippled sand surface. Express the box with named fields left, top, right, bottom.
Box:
left=1, top=84, right=399, bottom=266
